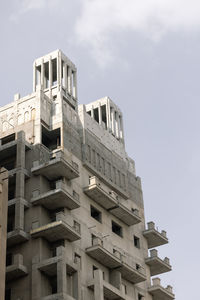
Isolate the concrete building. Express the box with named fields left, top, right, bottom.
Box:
left=0, top=50, right=174, bottom=300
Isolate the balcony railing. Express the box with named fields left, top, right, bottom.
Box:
left=31, top=180, right=80, bottom=210
left=84, top=176, right=141, bottom=226
left=143, top=222, right=168, bottom=248
left=145, top=249, right=172, bottom=276
left=30, top=212, right=81, bottom=242
left=148, top=278, right=175, bottom=300
left=86, top=236, right=146, bottom=284
left=31, top=151, right=79, bottom=180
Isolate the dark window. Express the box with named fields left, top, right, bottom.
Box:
left=94, top=108, right=99, bottom=123
left=101, top=105, right=107, bottom=128
left=1, top=133, right=15, bottom=145
left=138, top=294, right=144, bottom=300
left=112, top=221, right=123, bottom=237
left=5, top=289, right=11, bottom=300
left=6, top=253, right=12, bottom=266
left=134, top=236, right=140, bottom=249
left=91, top=206, right=102, bottom=223
left=93, top=265, right=98, bottom=278
left=87, top=110, right=91, bottom=116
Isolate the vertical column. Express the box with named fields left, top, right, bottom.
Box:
left=49, top=57, right=52, bottom=98
left=73, top=270, right=81, bottom=300
left=32, top=256, right=42, bottom=300
left=68, top=67, right=72, bottom=94
left=73, top=71, right=77, bottom=99
left=0, top=168, right=8, bottom=300
left=98, top=103, right=102, bottom=125
left=111, top=108, right=115, bottom=136
left=57, top=260, right=67, bottom=294
left=63, top=63, right=67, bottom=90
left=57, top=52, right=62, bottom=90
left=107, top=100, right=111, bottom=131
left=33, top=62, right=36, bottom=92
left=41, top=59, right=44, bottom=88
left=15, top=131, right=26, bottom=230
left=91, top=105, right=94, bottom=119
left=94, top=269, right=104, bottom=300
left=115, top=111, right=119, bottom=138
left=57, top=246, right=67, bottom=294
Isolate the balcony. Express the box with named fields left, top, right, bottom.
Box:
left=0, top=133, right=30, bottom=161
left=30, top=212, right=81, bottom=242
left=7, top=229, right=29, bottom=247
left=88, top=279, right=126, bottom=300
left=32, top=151, right=79, bottom=180
left=84, top=176, right=118, bottom=209
left=86, top=237, right=122, bottom=269
left=148, top=278, right=175, bottom=300
left=31, top=180, right=80, bottom=210
left=109, top=205, right=141, bottom=226
left=119, top=256, right=146, bottom=284
left=6, top=254, right=28, bottom=281
left=143, top=222, right=168, bottom=248
left=41, top=293, right=75, bottom=300
left=145, top=249, right=172, bottom=276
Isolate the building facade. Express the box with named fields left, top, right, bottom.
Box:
left=0, top=50, right=174, bottom=300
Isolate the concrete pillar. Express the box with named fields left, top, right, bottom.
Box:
left=14, top=199, right=24, bottom=230
left=57, top=259, right=67, bottom=294
left=94, top=269, right=104, bottom=300
left=91, top=105, right=94, bottom=119
left=32, top=257, right=42, bottom=300
left=111, top=108, right=115, bottom=136
left=57, top=52, right=62, bottom=90
left=63, top=63, right=67, bottom=90
left=41, top=59, right=44, bottom=88
left=107, top=101, right=111, bottom=131
left=0, top=168, right=8, bottom=300
left=16, top=131, right=26, bottom=168
left=33, top=62, right=36, bottom=92
left=115, top=111, right=119, bottom=138
left=73, top=71, right=77, bottom=99
left=68, top=67, right=72, bottom=94
left=49, top=57, right=52, bottom=89
left=98, top=103, right=102, bottom=125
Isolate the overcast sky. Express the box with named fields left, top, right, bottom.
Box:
left=1, top=1, right=200, bottom=299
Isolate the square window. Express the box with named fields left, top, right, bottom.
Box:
left=112, top=221, right=123, bottom=237
left=134, top=236, right=140, bottom=249
left=91, top=206, right=102, bottom=223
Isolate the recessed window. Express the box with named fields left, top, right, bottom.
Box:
left=138, top=293, right=144, bottom=300
left=91, top=206, right=102, bottom=223
left=134, top=236, right=140, bottom=249
left=5, top=289, right=11, bottom=300
left=112, top=221, right=123, bottom=237
left=93, top=265, right=98, bottom=278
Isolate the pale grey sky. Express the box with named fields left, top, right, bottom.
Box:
left=1, top=1, right=200, bottom=299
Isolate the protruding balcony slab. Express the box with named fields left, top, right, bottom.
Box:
left=86, top=238, right=122, bottom=269
left=145, top=249, right=172, bottom=276
left=31, top=183, right=80, bottom=210
left=119, top=260, right=146, bottom=284
left=84, top=176, right=118, bottom=210
left=6, top=254, right=28, bottom=281
left=143, top=222, right=168, bottom=248
left=88, top=280, right=126, bottom=300
left=41, top=293, right=75, bottom=300
left=32, top=152, right=79, bottom=180
left=30, top=214, right=81, bottom=242
left=0, top=135, right=30, bottom=161
left=148, top=278, right=175, bottom=300
left=7, top=229, right=29, bottom=247
left=109, top=205, right=141, bottom=226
